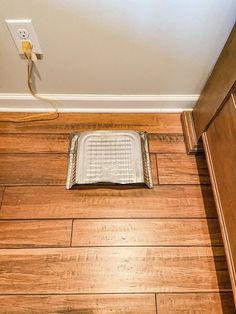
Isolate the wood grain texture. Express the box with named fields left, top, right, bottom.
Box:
left=181, top=111, right=203, bottom=154
left=203, top=94, right=236, bottom=304
left=150, top=154, right=158, bottom=184
left=0, top=154, right=67, bottom=186
left=156, top=293, right=236, bottom=314
left=0, top=185, right=217, bottom=219
left=148, top=134, right=186, bottom=153
left=0, top=153, right=158, bottom=186
left=0, top=247, right=230, bottom=294
left=0, top=187, right=4, bottom=206
left=0, top=113, right=232, bottom=310
left=72, top=218, right=222, bottom=247
left=206, top=94, right=236, bottom=267
left=0, top=133, right=69, bottom=153
left=0, top=220, right=72, bottom=248
left=157, top=154, right=210, bottom=184
left=0, top=133, right=185, bottom=154
left=193, top=24, right=236, bottom=138
left=0, top=113, right=182, bottom=134
left=0, top=294, right=156, bottom=314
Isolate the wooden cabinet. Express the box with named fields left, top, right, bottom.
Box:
left=192, top=24, right=236, bottom=139
left=202, top=93, right=236, bottom=303
left=182, top=23, right=236, bottom=305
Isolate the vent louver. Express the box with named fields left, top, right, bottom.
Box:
left=66, top=131, right=153, bottom=189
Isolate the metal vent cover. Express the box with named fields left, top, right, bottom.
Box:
left=66, top=131, right=153, bottom=189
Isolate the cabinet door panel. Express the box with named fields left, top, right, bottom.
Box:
left=193, top=24, right=236, bottom=138
left=204, top=93, right=236, bottom=301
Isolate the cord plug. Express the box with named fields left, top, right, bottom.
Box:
left=22, top=40, right=37, bottom=62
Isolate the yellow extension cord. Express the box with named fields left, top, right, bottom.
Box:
left=0, top=40, right=59, bottom=123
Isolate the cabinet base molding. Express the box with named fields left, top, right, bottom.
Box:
left=202, top=132, right=236, bottom=305
left=181, top=111, right=203, bottom=154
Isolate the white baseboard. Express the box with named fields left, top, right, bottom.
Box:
left=0, top=93, right=198, bottom=113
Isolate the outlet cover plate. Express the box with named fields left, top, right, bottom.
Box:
left=5, top=19, right=43, bottom=54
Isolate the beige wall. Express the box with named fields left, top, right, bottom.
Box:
left=0, top=0, right=235, bottom=95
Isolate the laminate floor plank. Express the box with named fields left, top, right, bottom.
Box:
left=0, top=294, right=156, bottom=314
left=0, top=153, right=158, bottom=186
left=0, top=154, right=67, bottom=186
left=148, top=134, right=186, bottom=153
left=0, top=133, right=185, bottom=154
left=150, top=154, right=158, bottom=184
left=72, top=218, right=222, bottom=247
left=0, top=133, right=69, bottom=154
left=157, top=154, right=210, bottom=184
left=0, top=185, right=217, bottom=219
left=0, top=113, right=182, bottom=134
left=0, top=187, right=4, bottom=206
left=156, top=293, right=236, bottom=314
left=0, top=247, right=230, bottom=294
left=0, top=220, right=72, bottom=248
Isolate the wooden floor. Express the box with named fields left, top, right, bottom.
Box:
left=0, top=113, right=235, bottom=313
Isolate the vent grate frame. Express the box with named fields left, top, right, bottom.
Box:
left=66, top=131, right=153, bottom=189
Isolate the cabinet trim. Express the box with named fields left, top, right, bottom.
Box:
left=181, top=111, right=203, bottom=154
left=202, top=132, right=236, bottom=304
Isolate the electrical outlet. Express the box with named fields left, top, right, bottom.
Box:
left=5, top=19, right=42, bottom=55
left=17, top=28, right=29, bottom=39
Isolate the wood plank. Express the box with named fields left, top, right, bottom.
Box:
left=156, top=293, right=236, bottom=314
left=0, top=247, right=230, bottom=294
left=72, top=218, right=222, bottom=247
left=0, top=220, right=72, bottom=248
left=0, top=154, right=67, bottom=186
left=0, top=133, right=69, bottom=153
left=0, top=113, right=182, bottom=134
left=0, top=187, right=4, bottom=206
left=150, top=154, right=158, bottom=184
left=157, top=154, right=210, bottom=184
left=0, top=185, right=217, bottom=219
left=0, top=153, right=158, bottom=186
left=0, top=294, right=156, bottom=314
left=0, top=133, right=185, bottom=154
left=148, top=134, right=186, bottom=153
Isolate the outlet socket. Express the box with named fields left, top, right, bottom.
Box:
left=17, top=28, right=29, bottom=39
left=6, top=19, right=42, bottom=54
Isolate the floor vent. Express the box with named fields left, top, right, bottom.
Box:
left=66, top=130, right=153, bottom=189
